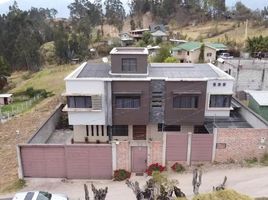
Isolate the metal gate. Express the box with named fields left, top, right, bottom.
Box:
left=20, top=144, right=113, bottom=179
left=131, top=146, right=147, bottom=173
left=191, top=134, right=214, bottom=161
left=166, top=134, right=188, bottom=161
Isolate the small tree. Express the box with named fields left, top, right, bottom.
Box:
left=199, top=44, right=205, bottom=63
left=164, top=57, right=177, bottom=63
left=142, top=31, right=153, bottom=45
left=153, top=46, right=171, bottom=62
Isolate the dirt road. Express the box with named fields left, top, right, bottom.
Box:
left=1, top=166, right=268, bottom=200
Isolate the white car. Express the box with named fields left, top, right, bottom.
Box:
left=12, top=191, right=68, bottom=200
left=219, top=53, right=233, bottom=59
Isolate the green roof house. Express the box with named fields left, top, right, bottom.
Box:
left=172, top=42, right=228, bottom=63
left=248, top=91, right=268, bottom=122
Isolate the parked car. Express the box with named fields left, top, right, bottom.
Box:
left=219, top=53, right=233, bottom=59
left=12, top=191, right=68, bottom=200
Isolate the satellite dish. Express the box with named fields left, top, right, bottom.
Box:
left=102, top=57, right=109, bottom=63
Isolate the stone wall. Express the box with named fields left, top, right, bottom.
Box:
left=149, top=141, right=162, bottom=165
left=215, top=128, right=268, bottom=162
left=116, top=141, right=130, bottom=171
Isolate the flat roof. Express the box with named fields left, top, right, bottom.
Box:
left=110, top=47, right=148, bottom=55
left=0, top=94, right=12, bottom=98
left=76, top=62, right=233, bottom=80
left=246, top=90, right=268, bottom=106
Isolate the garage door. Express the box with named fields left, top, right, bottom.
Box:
left=166, top=134, right=188, bottom=161
left=65, top=145, right=112, bottom=179
left=191, top=134, right=213, bottom=161
left=21, top=146, right=65, bottom=178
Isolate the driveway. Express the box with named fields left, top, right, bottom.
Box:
left=1, top=166, right=268, bottom=200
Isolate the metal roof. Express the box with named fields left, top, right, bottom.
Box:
left=151, top=30, right=167, bottom=37
left=246, top=90, right=268, bottom=106
left=0, top=94, right=12, bottom=98
left=206, top=43, right=228, bottom=50
left=172, top=41, right=202, bottom=52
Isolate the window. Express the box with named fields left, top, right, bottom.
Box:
left=122, top=58, right=137, bottom=72
left=209, top=95, right=231, bottom=108
left=194, top=125, right=209, bottom=134
left=213, top=83, right=216, bottom=87
left=158, top=124, right=181, bottom=132
left=218, top=83, right=221, bottom=86
left=187, top=51, right=190, bottom=56
left=112, top=125, right=128, bottom=136
left=223, top=83, right=226, bottom=87
left=173, top=95, right=198, bottom=108
left=115, top=95, right=140, bottom=108
left=37, top=192, right=52, bottom=200
left=67, top=96, right=92, bottom=108
left=207, top=53, right=212, bottom=57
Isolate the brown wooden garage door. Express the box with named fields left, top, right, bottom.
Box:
left=21, top=146, right=66, bottom=178
left=166, top=134, right=188, bottom=161
left=20, top=145, right=112, bottom=179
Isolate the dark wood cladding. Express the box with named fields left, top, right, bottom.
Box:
left=111, top=54, right=148, bottom=74
left=164, top=81, right=207, bottom=125
left=112, top=81, right=150, bottom=125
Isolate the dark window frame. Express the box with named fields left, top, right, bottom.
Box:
left=173, top=94, right=199, bottom=109
left=67, top=96, right=92, bottom=108
left=112, top=125, right=129, bottom=136
left=122, top=58, right=137, bottom=72
left=115, top=95, right=141, bottom=109
left=209, top=95, right=232, bottom=108
left=158, top=124, right=181, bottom=132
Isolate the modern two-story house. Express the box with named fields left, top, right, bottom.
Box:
left=64, top=47, right=234, bottom=143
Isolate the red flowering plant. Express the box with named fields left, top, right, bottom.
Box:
left=171, top=162, right=185, bottom=173
left=113, top=169, right=131, bottom=181
left=146, top=163, right=165, bottom=176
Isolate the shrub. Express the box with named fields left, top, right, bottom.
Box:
left=164, top=57, right=177, bottom=63
left=260, top=153, right=268, bottom=166
left=192, top=189, right=252, bottom=200
left=146, top=163, right=165, bottom=176
left=171, top=162, right=185, bottom=173
left=113, top=169, right=131, bottom=181
left=25, top=87, right=53, bottom=98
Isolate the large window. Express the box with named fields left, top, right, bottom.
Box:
left=122, top=58, right=137, bottom=72
left=158, top=124, right=181, bottom=132
left=173, top=95, right=198, bottom=108
left=209, top=95, right=231, bottom=108
left=112, top=125, right=128, bottom=136
left=67, top=96, right=92, bottom=108
left=115, top=95, right=140, bottom=108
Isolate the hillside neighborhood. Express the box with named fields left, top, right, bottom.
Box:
left=1, top=0, right=268, bottom=200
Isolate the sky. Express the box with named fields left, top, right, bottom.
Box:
left=0, top=0, right=267, bottom=18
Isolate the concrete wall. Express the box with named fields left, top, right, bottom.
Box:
left=66, top=80, right=107, bottom=125
left=249, top=98, right=268, bottom=122
left=233, top=98, right=268, bottom=128
left=28, top=104, right=64, bottom=144
left=73, top=125, right=109, bottom=143
left=215, top=128, right=268, bottom=162
left=204, top=47, right=217, bottom=63
left=172, top=49, right=200, bottom=63
left=205, top=79, right=234, bottom=117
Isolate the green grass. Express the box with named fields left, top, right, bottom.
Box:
left=10, top=64, right=77, bottom=95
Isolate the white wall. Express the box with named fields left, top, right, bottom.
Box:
left=66, top=80, right=107, bottom=125
left=205, top=79, right=234, bottom=117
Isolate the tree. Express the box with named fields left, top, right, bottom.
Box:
left=142, top=31, right=153, bottom=45
left=54, top=23, right=69, bottom=64
left=0, top=56, right=10, bottom=90
left=153, top=46, right=171, bottom=62
left=234, top=2, right=252, bottom=21
left=130, top=17, right=136, bottom=30
left=104, top=0, right=125, bottom=31
left=199, top=44, right=205, bottom=63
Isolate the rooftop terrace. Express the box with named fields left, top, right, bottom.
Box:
left=76, top=62, right=233, bottom=80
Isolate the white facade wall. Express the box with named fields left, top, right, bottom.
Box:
left=205, top=79, right=234, bottom=117
left=66, top=80, right=107, bottom=125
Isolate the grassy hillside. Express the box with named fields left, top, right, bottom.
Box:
left=171, top=20, right=268, bottom=46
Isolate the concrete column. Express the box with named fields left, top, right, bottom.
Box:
left=112, top=142, right=117, bottom=171
left=16, top=145, right=24, bottom=179
left=187, top=132, right=192, bottom=166
left=162, top=132, right=166, bottom=166
left=212, top=128, right=218, bottom=162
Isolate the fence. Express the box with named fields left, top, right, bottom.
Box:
left=0, top=95, right=42, bottom=123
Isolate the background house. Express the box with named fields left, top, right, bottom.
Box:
left=119, top=32, right=134, bottom=46
left=0, top=94, right=12, bottom=105
left=204, top=43, right=228, bottom=62
left=149, top=24, right=168, bottom=42
left=247, top=90, right=268, bottom=121
left=172, top=41, right=202, bottom=63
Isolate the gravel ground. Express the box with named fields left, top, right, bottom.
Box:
left=1, top=166, right=268, bottom=200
